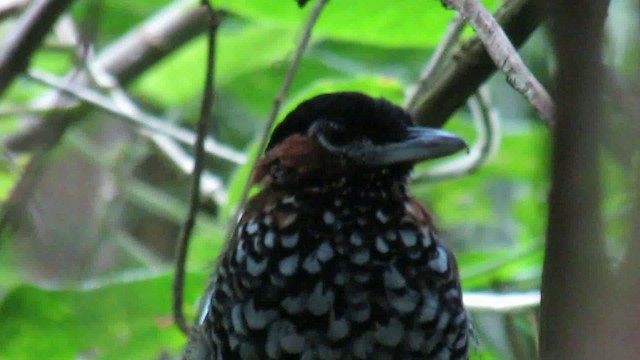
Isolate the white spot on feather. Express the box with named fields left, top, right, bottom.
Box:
left=383, top=264, right=406, bottom=290
left=281, top=233, right=299, bottom=249
left=281, top=295, right=304, bottom=315
left=375, top=236, right=389, bottom=254
left=375, top=318, right=404, bottom=347
left=399, top=230, right=417, bottom=247
left=323, top=211, right=336, bottom=225
left=303, top=253, right=321, bottom=274
left=307, top=282, right=334, bottom=316
left=419, top=290, right=439, bottom=323
left=281, top=333, right=305, bottom=354
left=246, top=255, right=267, bottom=276
left=243, top=299, right=277, bottom=330
left=316, top=242, right=334, bottom=262
left=389, top=288, right=420, bottom=314
left=351, top=248, right=370, bottom=265
left=376, top=209, right=390, bottom=224
left=264, top=231, right=275, bottom=249
left=231, top=304, right=247, bottom=335
left=350, top=232, right=363, bottom=246
left=246, top=221, right=259, bottom=235
left=429, top=246, right=449, bottom=273
left=328, top=309, right=350, bottom=341
left=279, top=254, right=299, bottom=276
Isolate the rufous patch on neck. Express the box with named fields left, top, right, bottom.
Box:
left=254, top=134, right=343, bottom=186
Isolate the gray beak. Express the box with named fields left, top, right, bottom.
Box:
left=345, top=127, right=468, bottom=166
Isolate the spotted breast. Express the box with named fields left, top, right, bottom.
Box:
left=184, top=92, right=470, bottom=360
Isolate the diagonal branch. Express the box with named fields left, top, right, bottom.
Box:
left=0, top=0, right=75, bottom=97
left=440, top=0, right=554, bottom=125
left=173, top=1, right=220, bottom=336
left=409, top=0, right=546, bottom=128
left=5, top=0, right=208, bottom=153
left=25, top=69, right=245, bottom=164
left=0, top=0, right=209, bottom=237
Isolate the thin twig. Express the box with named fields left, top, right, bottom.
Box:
left=25, top=69, right=245, bottom=164
left=224, top=0, right=330, bottom=244
left=0, top=0, right=76, bottom=97
left=81, top=51, right=228, bottom=204
left=404, top=14, right=466, bottom=110
left=413, top=86, right=500, bottom=182
left=440, top=0, right=554, bottom=125
left=172, top=1, right=220, bottom=335
left=149, top=134, right=227, bottom=204
left=0, top=0, right=209, bottom=240
left=5, top=0, right=207, bottom=153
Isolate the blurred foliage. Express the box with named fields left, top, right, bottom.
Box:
left=0, top=273, right=207, bottom=359
left=0, top=0, right=636, bottom=359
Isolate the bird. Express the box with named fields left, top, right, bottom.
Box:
left=184, top=92, right=470, bottom=360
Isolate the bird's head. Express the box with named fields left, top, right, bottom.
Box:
left=254, top=92, right=467, bottom=190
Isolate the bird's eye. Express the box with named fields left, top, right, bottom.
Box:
left=321, top=122, right=352, bottom=146
left=308, top=120, right=353, bottom=148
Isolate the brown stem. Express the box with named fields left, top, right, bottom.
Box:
left=224, top=0, right=330, bottom=245
left=172, top=1, right=220, bottom=336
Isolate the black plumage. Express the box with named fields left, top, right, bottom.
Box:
left=185, top=92, right=470, bottom=360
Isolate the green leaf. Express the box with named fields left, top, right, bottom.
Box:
left=72, top=0, right=175, bottom=45
left=0, top=273, right=205, bottom=360
left=134, top=25, right=299, bottom=105
left=222, top=57, right=346, bottom=117
left=216, top=0, right=501, bottom=48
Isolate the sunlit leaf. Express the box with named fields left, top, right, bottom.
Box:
left=0, top=273, right=205, bottom=360
left=216, top=0, right=501, bottom=48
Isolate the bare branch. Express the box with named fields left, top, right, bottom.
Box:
left=173, top=1, right=220, bottom=335
left=0, top=0, right=75, bottom=97
left=440, top=0, right=553, bottom=125
left=149, top=134, right=226, bottom=204
left=410, top=0, right=546, bottom=129
left=25, top=69, right=245, bottom=164
left=81, top=53, right=228, bottom=204
left=0, top=103, right=77, bottom=116
left=225, top=0, right=330, bottom=243
left=5, top=0, right=208, bottom=152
